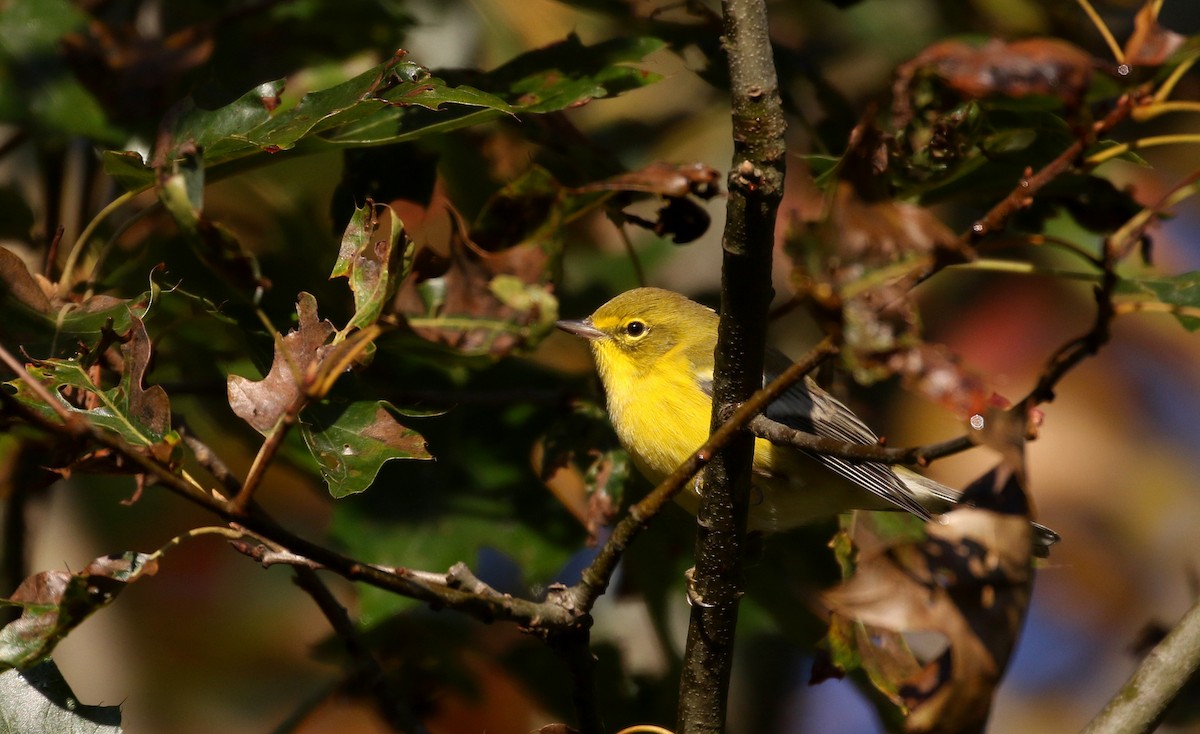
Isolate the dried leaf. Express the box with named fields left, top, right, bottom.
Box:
left=893, top=38, right=1094, bottom=127
left=575, top=161, right=721, bottom=244
left=823, top=468, right=1035, bottom=733
left=395, top=232, right=557, bottom=358
left=576, top=160, right=721, bottom=200
left=888, top=343, right=997, bottom=421
left=226, top=293, right=335, bottom=433
left=0, top=552, right=158, bottom=669
left=1124, top=1, right=1187, bottom=67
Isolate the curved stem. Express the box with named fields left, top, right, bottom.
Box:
left=1086, top=134, right=1200, bottom=166
left=57, top=189, right=137, bottom=292
left=1074, top=0, right=1125, bottom=65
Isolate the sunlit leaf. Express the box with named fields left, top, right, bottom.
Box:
left=1124, top=0, right=1187, bottom=66
left=6, top=317, right=174, bottom=455
left=101, top=150, right=155, bottom=193
left=1118, top=272, right=1200, bottom=331
left=0, top=552, right=158, bottom=669
left=462, top=34, right=666, bottom=114
left=151, top=54, right=510, bottom=172
left=226, top=292, right=334, bottom=434
left=0, top=660, right=122, bottom=732
left=299, top=399, right=432, bottom=499
left=331, top=202, right=412, bottom=336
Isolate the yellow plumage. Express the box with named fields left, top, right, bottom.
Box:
left=558, top=287, right=1020, bottom=535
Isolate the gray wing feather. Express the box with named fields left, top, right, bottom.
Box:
left=759, top=350, right=933, bottom=520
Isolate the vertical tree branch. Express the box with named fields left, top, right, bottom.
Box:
left=676, top=0, right=786, bottom=730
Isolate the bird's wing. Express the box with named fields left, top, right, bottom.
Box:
left=697, top=348, right=933, bottom=520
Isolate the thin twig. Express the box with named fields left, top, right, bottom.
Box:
left=232, top=391, right=306, bottom=512
left=292, top=567, right=427, bottom=733
left=177, top=421, right=244, bottom=499
left=962, top=94, right=1136, bottom=246
left=0, top=345, right=81, bottom=430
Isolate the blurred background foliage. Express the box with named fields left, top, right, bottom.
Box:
left=2, top=0, right=1200, bottom=732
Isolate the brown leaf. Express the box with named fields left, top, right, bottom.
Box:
left=892, top=38, right=1094, bottom=126
left=226, top=293, right=335, bottom=433
left=575, top=161, right=721, bottom=200
left=824, top=470, right=1035, bottom=734
left=2, top=552, right=158, bottom=667
left=888, top=343, right=995, bottom=420
left=123, top=316, right=171, bottom=438
left=62, top=19, right=214, bottom=123
left=394, top=225, right=555, bottom=357
left=0, top=247, right=53, bottom=314
left=1124, top=0, right=1187, bottom=67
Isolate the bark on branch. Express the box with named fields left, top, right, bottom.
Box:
left=676, top=0, right=787, bottom=730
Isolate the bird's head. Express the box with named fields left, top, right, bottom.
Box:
left=556, top=287, right=718, bottom=380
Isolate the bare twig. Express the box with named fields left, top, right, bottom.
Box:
left=1081, top=596, right=1200, bottom=734
left=232, top=391, right=306, bottom=512
left=292, top=567, right=426, bottom=733
left=177, top=421, right=244, bottom=499
left=962, top=94, right=1137, bottom=246
left=746, top=414, right=974, bottom=466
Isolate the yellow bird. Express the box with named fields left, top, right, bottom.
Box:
left=557, top=287, right=1055, bottom=543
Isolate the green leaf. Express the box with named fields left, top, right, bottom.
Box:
left=0, top=0, right=125, bottom=144
left=101, top=151, right=156, bottom=194
left=299, top=399, right=432, bottom=498
left=0, top=660, right=122, bottom=732
left=7, top=317, right=172, bottom=449
left=0, top=248, right=151, bottom=361
left=1117, top=272, right=1200, bottom=331
left=157, top=151, right=206, bottom=233
left=331, top=202, right=412, bottom=335
left=0, top=553, right=157, bottom=670
left=471, top=34, right=666, bottom=114
left=155, top=55, right=510, bottom=172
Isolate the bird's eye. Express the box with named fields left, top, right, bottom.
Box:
left=624, top=320, right=647, bottom=338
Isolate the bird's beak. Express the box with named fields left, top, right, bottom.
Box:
left=556, top=318, right=605, bottom=341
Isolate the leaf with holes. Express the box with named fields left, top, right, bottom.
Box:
left=299, top=399, right=432, bottom=498
left=821, top=468, right=1035, bottom=733
left=331, top=202, right=412, bottom=336
left=0, top=552, right=158, bottom=670
left=6, top=316, right=173, bottom=455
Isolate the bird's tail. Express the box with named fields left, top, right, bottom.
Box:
left=895, top=466, right=1060, bottom=553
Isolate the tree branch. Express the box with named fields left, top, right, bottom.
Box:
left=291, top=567, right=427, bottom=733
left=1081, top=597, right=1200, bottom=734
left=677, top=0, right=786, bottom=729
